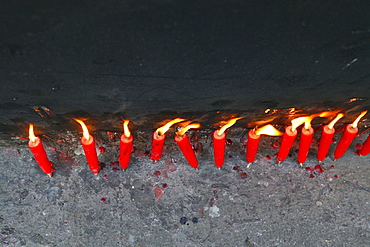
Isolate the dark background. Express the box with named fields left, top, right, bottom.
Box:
left=1, top=0, right=370, bottom=133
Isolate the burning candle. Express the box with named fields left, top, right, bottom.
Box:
left=297, top=125, right=314, bottom=165
left=334, top=111, right=367, bottom=160
left=119, top=120, right=134, bottom=170
left=358, top=134, right=370, bottom=156
left=150, top=118, right=185, bottom=161
left=297, top=111, right=336, bottom=165
left=174, top=123, right=201, bottom=169
left=213, top=117, right=242, bottom=169
left=28, top=124, right=55, bottom=177
left=277, top=117, right=307, bottom=164
left=246, top=124, right=283, bottom=165
left=317, top=113, right=344, bottom=162
left=74, top=119, right=100, bottom=175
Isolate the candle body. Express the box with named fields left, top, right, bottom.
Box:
left=212, top=131, right=226, bottom=168
left=317, top=125, right=335, bottom=162
left=358, top=134, right=370, bottom=156
left=334, top=124, right=357, bottom=160
left=150, top=132, right=166, bottom=161
left=81, top=135, right=100, bottom=174
left=174, top=133, right=198, bottom=169
left=277, top=126, right=297, bottom=163
left=246, top=129, right=261, bottom=163
left=297, top=127, right=314, bottom=164
left=28, top=137, right=55, bottom=175
left=119, top=134, right=134, bottom=170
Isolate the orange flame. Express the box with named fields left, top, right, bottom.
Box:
left=74, top=118, right=90, bottom=141
left=291, top=117, right=310, bottom=132
left=347, top=98, right=363, bottom=103
left=328, top=113, right=344, bottom=130
left=217, top=117, right=243, bottom=136
left=157, top=118, right=185, bottom=136
left=176, top=123, right=201, bottom=136
left=254, top=124, right=283, bottom=136
left=352, top=110, right=367, bottom=128
left=29, top=124, right=37, bottom=143
left=123, top=119, right=131, bottom=138
left=317, top=111, right=337, bottom=118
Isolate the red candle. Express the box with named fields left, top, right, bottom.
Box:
left=150, top=118, right=185, bottom=161
left=175, top=123, right=201, bottom=169
left=28, top=124, right=55, bottom=177
left=75, top=119, right=100, bottom=175
left=213, top=117, right=242, bottom=168
left=297, top=127, right=314, bottom=165
left=277, top=126, right=297, bottom=164
left=119, top=120, right=134, bottom=170
left=277, top=116, right=312, bottom=164
left=317, top=113, right=344, bottom=162
left=212, top=130, right=226, bottom=168
left=246, top=124, right=282, bottom=164
left=358, top=134, right=370, bottom=156
left=334, top=111, right=367, bottom=160
left=297, top=111, right=336, bottom=165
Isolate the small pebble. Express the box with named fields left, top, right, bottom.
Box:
left=192, top=217, right=198, bottom=223
left=316, top=201, right=323, bottom=206
left=180, top=217, right=187, bottom=225
left=226, top=139, right=233, bottom=145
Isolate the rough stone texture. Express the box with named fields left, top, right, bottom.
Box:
left=0, top=129, right=369, bottom=246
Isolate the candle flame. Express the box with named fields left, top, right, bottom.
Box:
left=328, top=113, right=344, bottom=130
left=291, top=117, right=309, bottom=132
left=29, top=124, right=37, bottom=143
left=352, top=110, right=367, bottom=128
left=176, top=123, right=201, bottom=136
left=157, top=118, right=185, bottom=136
left=254, top=124, right=283, bottom=136
left=217, top=117, right=243, bottom=136
left=123, top=119, right=131, bottom=138
left=74, top=118, right=90, bottom=141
